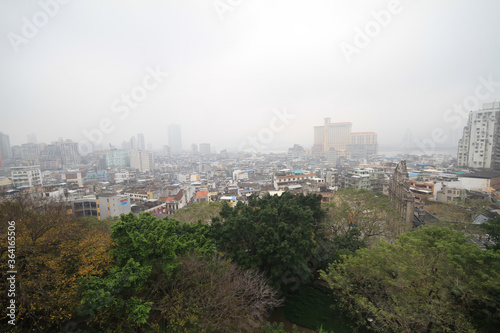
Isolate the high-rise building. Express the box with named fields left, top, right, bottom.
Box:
left=191, top=144, right=198, bottom=155
left=106, top=149, right=130, bottom=169
left=27, top=133, right=37, bottom=144
left=457, top=102, right=500, bottom=170
left=59, top=140, right=81, bottom=167
left=347, top=132, right=378, bottom=158
left=323, top=121, right=352, bottom=152
left=199, top=143, right=211, bottom=155
left=130, top=150, right=154, bottom=172
left=130, top=136, right=138, bottom=150
left=20, top=143, right=40, bottom=164
left=313, top=118, right=377, bottom=158
left=137, top=133, right=145, bottom=151
left=0, top=132, right=12, bottom=161
left=168, top=124, right=182, bottom=154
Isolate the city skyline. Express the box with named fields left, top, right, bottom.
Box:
left=2, top=1, right=500, bottom=154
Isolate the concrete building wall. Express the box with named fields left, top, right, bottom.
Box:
left=11, top=166, right=43, bottom=188
left=130, top=150, right=154, bottom=172
left=106, top=149, right=130, bottom=169
left=199, top=143, right=211, bottom=155
left=457, top=102, right=500, bottom=169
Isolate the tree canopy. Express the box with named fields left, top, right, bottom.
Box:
left=78, top=212, right=280, bottom=332
left=321, top=188, right=403, bottom=244
left=321, top=226, right=500, bottom=332
left=211, top=193, right=325, bottom=289
left=78, top=212, right=215, bottom=329
left=0, top=196, right=113, bottom=331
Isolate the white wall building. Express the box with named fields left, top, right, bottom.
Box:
left=130, top=150, right=154, bottom=172
left=106, top=149, right=130, bottom=169
left=457, top=102, right=500, bottom=170
left=11, top=165, right=43, bottom=188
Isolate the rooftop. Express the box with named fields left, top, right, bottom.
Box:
left=461, top=171, right=500, bottom=179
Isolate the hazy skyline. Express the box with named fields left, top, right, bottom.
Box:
left=2, top=0, right=500, bottom=154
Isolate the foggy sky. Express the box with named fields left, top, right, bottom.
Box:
left=1, top=0, right=500, bottom=155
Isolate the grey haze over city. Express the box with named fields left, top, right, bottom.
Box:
left=1, top=0, right=500, bottom=155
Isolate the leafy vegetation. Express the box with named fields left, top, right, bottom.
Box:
left=211, top=193, right=325, bottom=289
left=78, top=212, right=280, bottom=332
left=0, top=196, right=113, bottom=331
left=321, top=226, right=500, bottom=332
left=424, top=200, right=489, bottom=230
left=172, top=201, right=224, bottom=224
left=284, top=284, right=357, bottom=333
left=321, top=188, right=403, bottom=244
left=3, top=189, right=499, bottom=332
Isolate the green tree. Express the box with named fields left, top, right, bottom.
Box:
left=0, top=196, right=113, bottom=332
left=321, top=226, right=500, bottom=332
left=321, top=188, right=403, bottom=245
left=211, top=193, right=325, bottom=289
left=172, top=201, right=224, bottom=224
left=78, top=212, right=281, bottom=332
left=78, top=212, right=215, bottom=330
left=313, top=227, right=366, bottom=274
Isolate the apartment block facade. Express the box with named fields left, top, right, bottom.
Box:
left=457, top=102, right=500, bottom=170
left=11, top=165, right=43, bottom=188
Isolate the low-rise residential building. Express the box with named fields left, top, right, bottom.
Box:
left=195, top=190, right=209, bottom=202
left=436, top=185, right=467, bottom=203
left=345, top=169, right=371, bottom=190
left=70, top=193, right=131, bottom=220
left=125, top=190, right=148, bottom=201
left=459, top=171, right=500, bottom=190
left=273, top=170, right=316, bottom=190
left=160, top=189, right=186, bottom=215
left=11, top=165, right=43, bottom=188
left=63, top=170, right=85, bottom=187
left=409, top=180, right=435, bottom=201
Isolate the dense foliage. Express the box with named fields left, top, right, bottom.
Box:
left=172, top=201, right=224, bottom=224
left=321, top=188, right=403, bottom=244
left=211, top=193, right=325, bottom=289
left=0, top=196, right=113, bottom=331
left=321, top=226, right=500, bottom=332
left=78, top=212, right=280, bottom=332
left=4, top=189, right=498, bottom=332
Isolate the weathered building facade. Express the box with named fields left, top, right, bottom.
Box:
left=388, top=161, right=415, bottom=234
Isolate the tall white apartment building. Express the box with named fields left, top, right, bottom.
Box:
left=457, top=102, right=500, bottom=170
left=130, top=150, right=154, bottom=172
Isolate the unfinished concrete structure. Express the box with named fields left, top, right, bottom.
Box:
left=388, top=161, right=415, bottom=234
